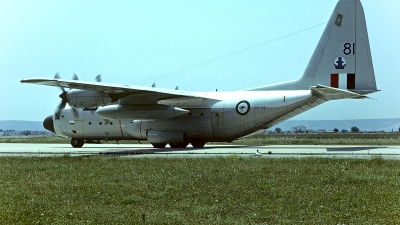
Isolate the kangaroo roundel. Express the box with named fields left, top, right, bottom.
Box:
left=236, top=100, right=250, bottom=116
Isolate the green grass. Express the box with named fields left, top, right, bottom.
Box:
left=0, top=136, right=70, bottom=144
left=0, top=157, right=399, bottom=224
left=229, top=133, right=400, bottom=145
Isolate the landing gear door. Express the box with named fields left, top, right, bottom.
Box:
left=211, top=112, right=225, bottom=137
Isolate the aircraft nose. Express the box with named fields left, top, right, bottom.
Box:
left=43, top=115, right=55, bottom=133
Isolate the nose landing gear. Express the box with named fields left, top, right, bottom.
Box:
left=71, top=138, right=84, bottom=148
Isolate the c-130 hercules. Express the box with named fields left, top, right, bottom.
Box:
left=21, top=0, right=378, bottom=148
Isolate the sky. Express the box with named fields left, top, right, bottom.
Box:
left=1, top=0, right=399, bottom=121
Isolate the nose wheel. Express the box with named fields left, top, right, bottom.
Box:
left=71, top=138, right=84, bottom=148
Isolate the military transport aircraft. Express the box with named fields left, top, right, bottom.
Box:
left=21, top=0, right=378, bottom=148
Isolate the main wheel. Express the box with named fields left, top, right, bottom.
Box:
left=152, top=143, right=167, bottom=148
left=191, top=141, right=206, bottom=148
left=169, top=143, right=188, bottom=148
left=71, top=138, right=84, bottom=148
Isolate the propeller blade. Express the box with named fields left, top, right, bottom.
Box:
left=71, top=107, right=79, bottom=118
left=59, top=91, right=67, bottom=102
left=59, top=86, right=65, bottom=93
left=60, top=99, right=67, bottom=109
left=52, top=73, right=79, bottom=119
left=95, top=74, right=102, bottom=82
left=55, top=99, right=67, bottom=119
left=54, top=73, right=66, bottom=93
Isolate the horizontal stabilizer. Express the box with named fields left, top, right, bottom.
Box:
left=310, top=85, right=367, bottom=100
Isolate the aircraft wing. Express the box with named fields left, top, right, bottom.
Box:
left=20, top=77, right=210, bottom=102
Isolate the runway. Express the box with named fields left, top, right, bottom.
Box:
left=1, top=143, right=400, bottom=159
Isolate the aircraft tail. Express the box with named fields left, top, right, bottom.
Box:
left=247, top=0, right=378, bottom=94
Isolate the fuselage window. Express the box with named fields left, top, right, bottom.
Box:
left=89, top=122, right=92, bottom=125
left=110, top=122, right=113, bottom=125
left=200, top=113, right=204, bottom=116
left=99, top=122, right=102, bottom=125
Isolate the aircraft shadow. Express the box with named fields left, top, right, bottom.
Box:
left=98, top=145, right=254, bottom=157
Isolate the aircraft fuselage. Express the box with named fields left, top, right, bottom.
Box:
left=52, top=90, right=323, bottom=146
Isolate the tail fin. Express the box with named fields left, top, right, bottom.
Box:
left=247, top=0, right=378, bottom=94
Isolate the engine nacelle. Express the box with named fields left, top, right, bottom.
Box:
left=67, top=89, right=113, bottom=108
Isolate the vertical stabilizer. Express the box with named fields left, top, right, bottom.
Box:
left=247, top=0, right=378, bottom=93
left=299, top=0, right=377, bottom=93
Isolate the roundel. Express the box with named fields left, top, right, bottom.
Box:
left=235, top=100, right=250, bottom=116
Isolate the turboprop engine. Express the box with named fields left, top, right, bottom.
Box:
left=67, top=89, right=113, bottom=108
left=96, top=104, right=189, bottom=120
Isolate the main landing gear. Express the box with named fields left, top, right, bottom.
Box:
left=71, top=138, right=84, bottom=148
left=169, top=142, right=189, bottom=148
left=151, top=141, right=206, bottom=149
left=190, top=141, right=206, bottom=148
left=152, top=143, right=167, bottom=148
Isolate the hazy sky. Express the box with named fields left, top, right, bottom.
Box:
left=1, top=0, right=399, bottom=121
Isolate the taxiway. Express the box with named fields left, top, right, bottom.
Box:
left=0, top=143, right=399, bottom=159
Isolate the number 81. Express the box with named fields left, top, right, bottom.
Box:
left=344, top=43, right=355, bottom=55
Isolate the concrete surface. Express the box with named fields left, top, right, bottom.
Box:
left=0, top=143, right=399, bottom=159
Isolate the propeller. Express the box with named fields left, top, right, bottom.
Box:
left=53, top=73, right=102, bottom=119
left=54, top=73, right=79, bottom=119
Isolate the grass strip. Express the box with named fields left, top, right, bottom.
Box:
left=231, top=133, right=400, bottom=145
left=0, top=157, right=399, bottom=224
